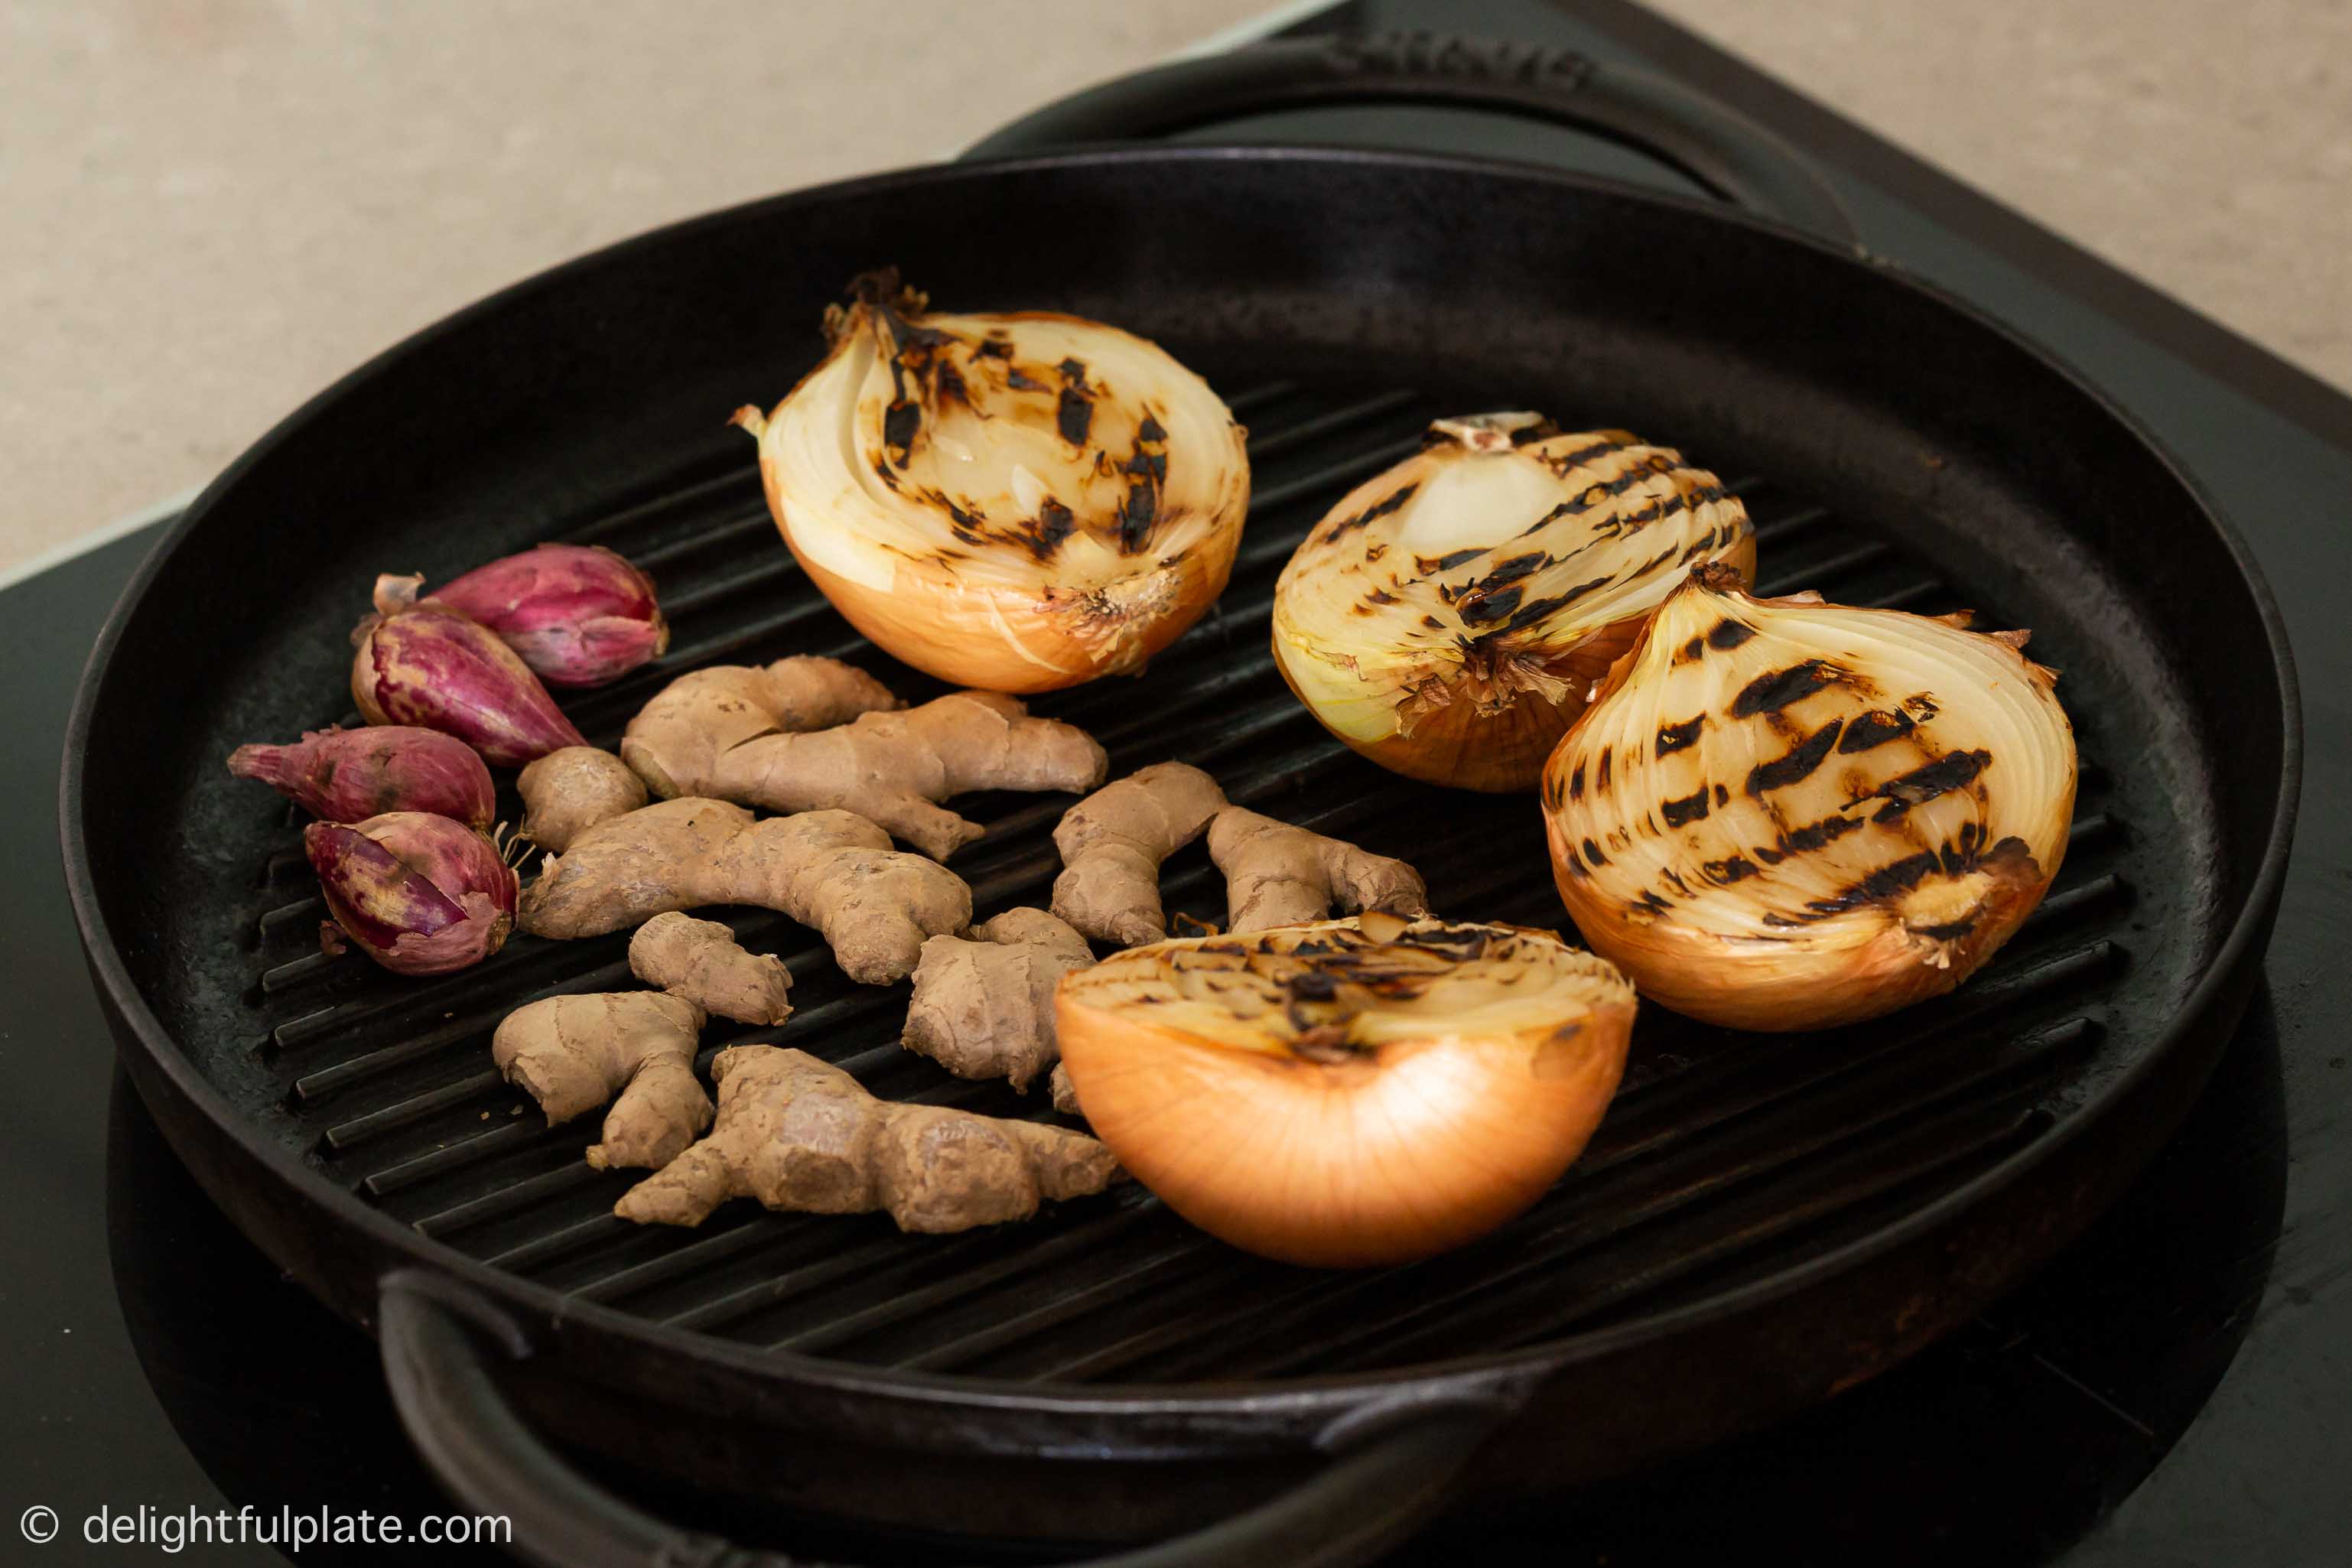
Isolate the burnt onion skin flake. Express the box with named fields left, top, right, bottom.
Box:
left=735, top=273, right=1248, bottom=694
left=1273, top=413, right=1756, bottom=792
left=1540, top=565, right=2077, bottom=1032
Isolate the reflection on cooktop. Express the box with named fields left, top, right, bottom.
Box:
left=104, top=989, right=2286, bottom=1566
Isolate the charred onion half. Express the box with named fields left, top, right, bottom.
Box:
left=1540, top=565, right=2075, bottom=1031
left=735, top=274, right=1248, bottom=692
left=1056, top=914, right=1635, bottom=1267
left=1273, top=414, right=1755, bottom=792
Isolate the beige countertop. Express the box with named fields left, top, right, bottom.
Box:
left=5, top=0, right=2346, bottom=577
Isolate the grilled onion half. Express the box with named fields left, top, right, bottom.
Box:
left=735, top=275, right=1248, bottom=693
left=1056, top=914, right=1635, bottom=1267
left=1540, top=566, right=2075, bottom=1032
left=1272, top=414, right=1755, bottom=792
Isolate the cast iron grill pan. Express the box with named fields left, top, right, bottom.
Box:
left=248, top=382, right=2130, bottom=1384
left=67, top=49, right=2295, bottom=1566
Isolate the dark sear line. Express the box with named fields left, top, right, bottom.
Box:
left=1702, top=854, right=1759, bottom=884
left=1661, top=787, right=1711, bottom=828
left=1655, top=714, right=1704, bottom=756
left=1056, top=358, right=1093, bottom=447
left=883, top=399, right=920, bottom=463
left=1838, top=708, right=1916, bottom=753
left=1706, top=618, right=1756, bottom=651
left=1745, top=718, right=1845, bottom=795
left=1861, top=749, right=1993, bottom=821
left=1322, top=482, right=1417, bottom=541
left=1732, top=658, right=1844, bottom=717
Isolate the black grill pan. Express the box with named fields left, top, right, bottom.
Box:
left=62, top=37, right=2298, bottom=1568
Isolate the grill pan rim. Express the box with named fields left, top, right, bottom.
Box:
left=62, top=145, right=2302, bottom=1426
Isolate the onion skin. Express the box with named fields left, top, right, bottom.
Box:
left=1540, top=568, right=2074, bottom=1032
left=228, top=725, right=496, bottom=831
left=421, top=544, right=669, bottom=688
left=351, top=584, right=584, bottom=767
left=740, top=275, right=1249, bottom=694
left=1274, top=417, right=1756, bottom=794
left=1055, top=919, right=1636, bottom=1267
left=305, top=811, right=518, bottom=975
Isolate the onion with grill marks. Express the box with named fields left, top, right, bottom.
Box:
left=1056, top=914, right=1636, bottom=1267
left=1540, top=564, right=2076, bottom=1031
left=734, top=272, right=1248, bottom=693
left=1272, top=414, right=1755, bottom=792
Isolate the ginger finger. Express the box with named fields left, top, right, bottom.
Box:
left=620, top=656, right=901, bottom=799
left=518, top=746, right=648, bottom=851
left=629, top=911, right=792, bottom=1026
left=1049, top=1064, right=1082, bottom=1117
left=491, top=993, right=711, bottom=1170
left=903, top=908, right=1094, bottom=1091
left=630, top=687, right=1108, bottom=862
left=1207, top=806, right=1430, bottom=932
left=615, top=1046, right=1118, bottom=1232
left=519, top=799, right=969, bottom=984
left=1051, top=762, right=1227, bottom=946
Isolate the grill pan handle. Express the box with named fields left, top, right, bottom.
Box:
left=963, top=31, right=1857, bottom=243
left=380, top=1270, right=1515, bottom=1568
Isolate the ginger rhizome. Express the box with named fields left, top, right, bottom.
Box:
left=629, top=911, right=792, bottom=1026
left=615, top=1046, right=1119, bottom=1232
left=628, top=682, right=1108, bottom=861
left=620, top=656, right=901, bottom=799
left=1051, top=762, right=1228, bottom=945
left=903, top=908, right=1095, bottom=1091
left=518, top=746, right=649, bottom=851
left=519, top=799, right=969, bottom=984
left=1206, top=806, right=1430, bottom=932
left=491, top=993, right=711, bottom=1170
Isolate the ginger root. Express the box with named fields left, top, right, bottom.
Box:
left=1051, top=762, right=1227, bottom=946
left=616, top=1046, right=1118, bottom=1232
left=491, top=993, right=711, bottom=1170
left=629, top=911, right=792, bottom=1026
left=629, top=687, right=1108, bottom=861
left=1049, top=1064, right=1082, bottom=1117
left=903, top=908, right=1094, bottom=1091
left=620, top=656, right=900, bottom=799
left=1207, top=806, right=1430, bottom=932
left=518, top=746, right=648, bottom=851
left=519, top=799, right=969, bottom=984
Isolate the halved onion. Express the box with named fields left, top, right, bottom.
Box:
left=1540, top=566, right=2076, bottom=1032
left=735, top=274, right=1249, bottom=693
left=1272, top=414, right=1755, bottom=792
left=1056, top=915, right=1636, bottom=1267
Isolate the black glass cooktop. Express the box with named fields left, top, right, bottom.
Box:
left=9, top=1, right=2346, bottom=1563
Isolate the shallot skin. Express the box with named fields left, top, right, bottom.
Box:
left=305, top=812, right=518, bottom=975
left=228, top=725, right=495, bottom=830
left=352, top=590, right=584, bottom=767
left=423, top=544, right=669, bottom=687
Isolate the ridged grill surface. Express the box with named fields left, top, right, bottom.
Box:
left=236, top=382, right=2138, bottom=1384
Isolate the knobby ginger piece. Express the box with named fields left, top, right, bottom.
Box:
left=629, top=911, right=792, bottom=1026
left=1051, top=762, right=1227, bottom=946
left=903, top=908, right=1093, bottom=1091
left=616, top=1046, right=1118, bottom=1232
left=492, top=993, right=711, bottom=1170
left=629, top=685, right=1108, bottom=861
left=518, top=746, right=648, bottom=851
left=620, top=656, right=901, bottom=799
left=519, top=799, right=969, bottom=984
left=1207, top=806, right=1430, bottom=932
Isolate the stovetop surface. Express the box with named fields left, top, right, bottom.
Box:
left=8, top=1, right=2346, bottom=1563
